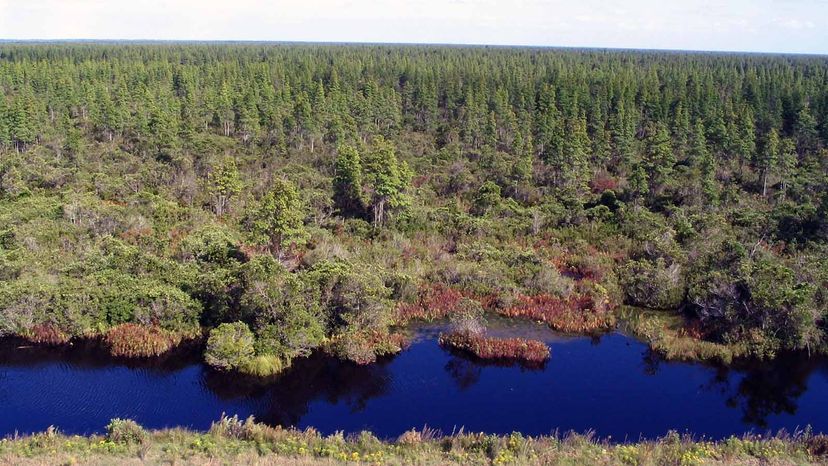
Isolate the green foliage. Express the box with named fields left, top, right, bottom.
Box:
left=204, top=322, right=256, bottom=371
left=246, top=179, right=307, bottom=256
left=333, top=144, right=365, bottom=216
left=2, top=418, right=820, bottom=465
left=105, top=419, right=146, bottom=444
left=362, top=136, right=412, bottom=226
left=0, top=43, right=826, bottom=368
left=207, top=158, right=243, bottom=216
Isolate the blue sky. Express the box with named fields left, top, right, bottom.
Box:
left=0, top=0, right=826, bottom=54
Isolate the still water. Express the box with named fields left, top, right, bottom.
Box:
left=1, top=322, right=827, bottom=440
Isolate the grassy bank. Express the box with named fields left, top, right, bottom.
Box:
left=1, top=416, right=827, bottom=465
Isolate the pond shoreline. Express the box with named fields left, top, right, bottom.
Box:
left=1, top=324, right=827, bottom=441
left=2, top=416, right=827, bottom=466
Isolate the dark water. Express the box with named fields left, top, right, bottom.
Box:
left=1, top=322, right=827, bottom=441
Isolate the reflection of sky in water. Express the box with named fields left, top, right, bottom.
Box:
left=0, top=328, right=826, bottom=440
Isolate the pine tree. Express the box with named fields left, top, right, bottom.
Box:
left=363, top=136, right=411, bottom=227
left=734, top=105, right=756, bottom=174
left=795, top=103, right=819, bottom=154
left=758, top=128, right=780, bottom=198
left=689, top=120, right=716, bottom=202
left=208, top=158, right=243, bottom=216
left=248, top=179, right=307, bottom=258
left=778, top=137, right=797, bottom=200
left=559, top=112, right=591, bottom=194
left=535, top=84, right=563, bottom=162
left=0, top=97, right=11, bottom=147
left=644, top=123, right=675, bottom=192
left=333, top=144, right=365, bottom=216
left=11, top=91, right=37, bottom=152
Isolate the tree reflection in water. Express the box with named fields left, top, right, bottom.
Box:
left=203, top=352, right=392, bottom=428
left=643, top=348, right=823, bottom=429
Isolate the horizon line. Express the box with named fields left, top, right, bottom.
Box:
left=0, top=38, right=826, bottom=57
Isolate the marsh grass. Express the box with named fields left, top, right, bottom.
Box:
left=438, top=331, right=550, bottom=364
left=104, top=324, right=182, bottom=358
left=499, top=293, right=616, bottom=334
left=0, top=417, right=824, bottom=465
left=621, top=307, right=746, bottom=364
left=25, top=323, right=71, bottom=346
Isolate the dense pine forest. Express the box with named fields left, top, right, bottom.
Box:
left=0, top=43, right=827, bottom=375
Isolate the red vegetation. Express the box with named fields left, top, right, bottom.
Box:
left=438, top=331, right=550, bottom=363
left=397, top=284, right=465, bottom=322
left=499, top=292, right=614, bottom=334
left=590, top=173, right=620, bottom=193
left=104, top=324, right=179, bottom=358
left=119, top=226, right=153, bottom=243
left=26, top=324, right=71, bottom=346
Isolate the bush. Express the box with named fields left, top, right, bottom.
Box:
left=26, top=323, right=71, bottom=346
left=106, top=418, right=146, bottom=444
left=204, top=322, right=255, bottom=371
left=619, top=258, right=684, bottom=309
left=104, top=323, right=177, bottom=358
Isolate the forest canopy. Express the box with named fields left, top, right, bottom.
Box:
left=0, top=43, right=826, bottom=373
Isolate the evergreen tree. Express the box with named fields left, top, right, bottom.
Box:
left=795, top=103, right=820, bottom=154
left=208, top=158, right=243, bottom=216
left=759, top=128, right=780, bottom=198
left=248, top=179, right=307, bottom=258
left=333, top=144, right=365, bottom=216
left=778, top=137, right=798, bottom=200
left=644, top=123, right=676, bottom=192
left=363, top=136, right=411, bottom=226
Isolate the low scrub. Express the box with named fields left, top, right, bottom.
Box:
left=25, top=323, right=71, bottom=346
left=105, top=418, right=146, bottom=444
left=621, top=308, right=747, bottom=364
left=438, top=331, right=550, bottom=364
left=397, top=284, right=466, bottom=322
left=104, top=323, right=180, bottom=358
left=0, top=418, right=824, bottom=465
left=500, top=292, right=616, bottom=334
left=327, top=329, right=408, bottom=365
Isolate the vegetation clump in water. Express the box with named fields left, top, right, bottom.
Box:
left=439, top=331, right=551, bottom=364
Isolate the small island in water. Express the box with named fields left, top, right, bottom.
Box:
left=0, top=42, right=827, bottom=464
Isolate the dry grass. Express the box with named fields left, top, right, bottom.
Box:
left=103, top=324, right=180, bottom=358
left=25, top=324, right=71, bottom=346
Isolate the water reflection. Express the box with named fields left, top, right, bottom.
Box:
left=642, top=347, right=821, bottom=429
left=203, top=353, right=393, bottom=428
left=0, top=330, right=826, bottom=439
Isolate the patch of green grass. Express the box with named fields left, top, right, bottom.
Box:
left=0, top=417, right=824, bottom=465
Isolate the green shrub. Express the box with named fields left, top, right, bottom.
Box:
left=204, top=322, right=255, bottom=371
left=105, top=418, right=146, bottom=444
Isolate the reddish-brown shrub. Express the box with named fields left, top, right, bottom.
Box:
left=397, top=284, right=465, bottom=322
left=104, top=324, right=178, bottom=358
left=499, top=293, right=615, bottom=334
left=26, top=324, right=71, bottom=346
left=438, top=331, right=550, bottom=363
left=590, top=173, right=619, bottom=193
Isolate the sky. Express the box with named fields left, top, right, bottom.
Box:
left=0, top=0, right=826, bottom=54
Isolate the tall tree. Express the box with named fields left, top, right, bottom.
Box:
left=248, top=179, right=307, bottom=258
left=758, top=128, right=780, bottom=198
left=208, top=158, right=243, bottom=216
left=333, top=144, right=365, bottom=217
left=363, top=137, right=411, bottom=227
